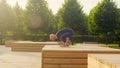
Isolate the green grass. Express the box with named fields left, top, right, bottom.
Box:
left=108, top=44, right=119, bottom=46
left=105, top=44, right=120, bottom=49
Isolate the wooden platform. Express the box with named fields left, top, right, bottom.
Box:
left=88, top=54, right=120, bottom=68
left=5, top=40, right=15, bottom=47
left=11, top=41, right=59, bottom=52
left=83, top=42, right=98, bottom=44
left=42, top=45, right=120, bottom=68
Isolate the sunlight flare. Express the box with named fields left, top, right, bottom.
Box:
left=7, top=0, right=27, bottom=9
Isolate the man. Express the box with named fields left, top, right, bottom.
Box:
left=50, top=28, right=74, bottom=47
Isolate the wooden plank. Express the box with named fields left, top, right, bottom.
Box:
left=42, top=45, right=120, bottom=68
left=43, top=64, right=59, bottom=68
left=42, top=45, right=120, bottom=53
left=12, top=41, right=59, bottom=45
left=12, top=47, right=42, bottom=52
left=12, top=44, right=44, bottom=47
left=12, top=47, right=43, bottom=49
left=11, top=43, right=44, bottom=47
left=43, top=58, right=87, bottom=64
left=61, top=65, right=87, bottom=68
left=43, top=64, right=87, bottom=68
left=83, top=42, right=98, bottom=44
left=5, top=40, right=14, bottom=47
left=88, top=54, right=120, bottom=68
left=88, top=65, right=93, bottom=68
left=43, top=52, right=87, bottom=58
left=88, top=55, right=100, bottom=68
left=10, top=41, right=60, bottom=52
left=12, top=49, right=41, bottom=52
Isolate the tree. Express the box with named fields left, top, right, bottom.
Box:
left=0, top=0, right=15, bottom=41
left=57, top=0, right=87, bottom=35
left=88, top=6, right=98, bottom=35
left=56, top=7, right=65, bottom=30
left=25, top=0, right=56, bottom=35
left=115, top=9, right=120, bottom=46
left=88, top=0, right=119, bottom=43
left=12, top=3, right=26, bottom=40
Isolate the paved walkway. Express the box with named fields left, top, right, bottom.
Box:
left=0, top=45, right=41, bottom=68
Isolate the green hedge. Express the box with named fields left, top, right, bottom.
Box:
left=72, top=35, right=99, bottom=43
left=2, top=35, right=99, bottom=45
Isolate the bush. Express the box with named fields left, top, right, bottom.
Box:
left=2, top=35, right=100, bottom=45
left=72, top=35, right=99, bottom=43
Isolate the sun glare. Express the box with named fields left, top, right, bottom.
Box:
left=6, top=0, right=120, bottom=14
left=7, top=0, right=27, bottom=9
left=46, top=0, right=64, bottom=14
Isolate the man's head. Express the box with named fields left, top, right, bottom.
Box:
left=49, top=34, right=57, bottom=41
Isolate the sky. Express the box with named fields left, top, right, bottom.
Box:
left=7, top=0, right=120, bottom=15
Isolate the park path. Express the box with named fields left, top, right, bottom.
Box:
left=0, top=45, right=41, bottom=68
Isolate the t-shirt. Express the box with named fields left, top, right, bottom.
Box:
left=56, top=28, right=74, bottom=42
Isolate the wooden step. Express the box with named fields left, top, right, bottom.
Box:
left=88, top=54, right=120, bottom=68
left=42, top=45, right=120, bottom=68
left=9, top=41, right=59, bottom=52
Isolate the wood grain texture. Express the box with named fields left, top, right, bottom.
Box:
left=10, top=41, right=59, bottom=52
left=43, top=64, right=87, bottom=68
left=88, top=54, right=120, bottom=68
left=42, top=45, right=120, bottom=68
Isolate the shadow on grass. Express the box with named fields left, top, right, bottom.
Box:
left=106, top=44, right=120, bottom=49
left=109, top=46, right=120, bottom=49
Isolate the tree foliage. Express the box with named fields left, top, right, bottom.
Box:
left=57, top=0, right=87, bottom=35
left=56, top=7, right=65, bottom=30
left=0, top=0, right=120, bottom=44
left=0, top=0, right=15, bottom=39
left=12, top=3, right=27, bottom=39
left=88, top=0, right=119, bottom=43
left=25, top=0, right=56, bottom=34
left=115, top=9, right=120, bottom=42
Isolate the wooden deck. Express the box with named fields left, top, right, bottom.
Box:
left=42, top=45, right=120, bottom=68
left=88, top=54, right=120, bottom=68
left=5, top=40, right=15, bottom=47
left=6, top=41, right=59, bottom=52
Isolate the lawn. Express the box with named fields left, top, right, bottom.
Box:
left=106, top=44, right=120, bottom=49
